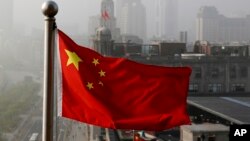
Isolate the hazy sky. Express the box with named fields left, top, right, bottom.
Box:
left=12, top=0, right=250, bottom=38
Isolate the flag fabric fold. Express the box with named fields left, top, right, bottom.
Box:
left=57, top=29, right=192, bottom=131
left=102, top=10, right=110, bottom=20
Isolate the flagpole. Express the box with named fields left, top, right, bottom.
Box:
left=41, top=1, right=58, bottom=141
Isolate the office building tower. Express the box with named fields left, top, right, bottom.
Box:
left=153, top=0, right=178, bottom=40
left=180, top=31, right=188, bottom=43
left=119, top=0, right=146, bottom=41
left=196, top=6, right=220, bottom=43
left=196, top=6, right=250, bottom=43
left=115, top=0, right=127, bottom=28
left=100, top=0, right=120, bottom=40
left=89, top=0, right=120, bottom=40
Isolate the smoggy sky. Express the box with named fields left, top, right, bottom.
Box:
left=11, top=0, right=250, bottom=38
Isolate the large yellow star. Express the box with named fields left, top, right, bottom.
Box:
left=65, top=49, right=83, bottom=70
left=99, top=70, right=106, bottom=77
left=86, top=82, right=94, bottom=90
left=92, top=58, right=100, bottom=66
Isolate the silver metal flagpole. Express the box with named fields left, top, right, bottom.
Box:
left=41, top=1, right=58, bottom=141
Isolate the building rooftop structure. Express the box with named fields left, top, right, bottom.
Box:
left=188, top=97, right=250, bottom=124
left=96, top=26, right=111, bottom=36
left=181, top=123, right=229, bottom=132
left=180, top=123, right=229, bottom=141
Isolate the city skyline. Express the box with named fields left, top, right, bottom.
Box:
left=1, top=1, right=250, bottom=141
left=196, top=6, right=250, bottom=43
left=5, top=0, right=250, bottom=41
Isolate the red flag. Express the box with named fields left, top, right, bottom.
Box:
left=102, top=10, right=110, bottom=20
left=134, top=133, right=143, bottom=141
left=57, top=29, right=192, bottom=131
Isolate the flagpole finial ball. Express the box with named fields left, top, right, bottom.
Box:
left=42, top=1, right=58, bottom=17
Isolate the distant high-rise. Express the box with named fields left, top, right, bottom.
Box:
left=101, top=0, right=115, bottom=27
left=115, top=0, right=128, bottom=28
left=89, top=0, right=120, bottom=40
left=196, top=6, right=220, bottom=42
left=180, top=31, right=188, bottom=43
left=93, top=26, right=113, bottom=56
left=196, top=6, right=250, bottom=43
left=118, top=0, right=146, bottom=41
left=153, top=0, right=178, bottom=40
left=88, top=15, right=100, bottom=37
left=0, top=0, right=13, bottom=31
left=100, top=0, right=119, bottom=39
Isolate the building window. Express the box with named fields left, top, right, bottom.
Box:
left=194, top=67, right=202, bottom=79
left=208, top=84, right=222, bottom=93
left=240, top=66, right=248, bottom=78
left=230, top=66, right=236, bottom=79
left=211, top=67, right=219, bottom=78
left=189, top=84, right=199, bottom=92
left=232, top=84, right=245, bottom=92
left=208, top=136, right=216, bottom=141
left=197, top=134, right=205, bottom=141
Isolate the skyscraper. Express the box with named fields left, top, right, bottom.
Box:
left=196, top=6, right=220, bottom=42
left=101, top=0, right=115, bottom=26
left=118, top=0, right=147, bottom=41
left=196, top=6, right=250, bottom=43
left=115, top=0, right=127, bottom=28
left=100, top=0, right=120, bottom=40
left=89, top=0, right=120, bottom=40
left=180, top=31, right=188, bottom=43
left=153, top=0, right=178, bottom=40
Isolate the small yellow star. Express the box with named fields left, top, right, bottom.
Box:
left=99, top=70, right=106, bottom=77
left=86, top=82, right=94, bottom=90
left=65, top=49, right=83, bottom=70
left=98, top=81, right=104, bottom=86
left=92, top=58, right=100, bottom=66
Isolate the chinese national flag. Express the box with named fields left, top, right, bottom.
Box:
left=101, top=10, right=110, bottom=20
left=57, top=30, right=192, bottom=131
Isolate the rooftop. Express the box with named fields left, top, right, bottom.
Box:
left=181, top=123, right=229, bottom=132
left=188, top=97, right=250, bottom=124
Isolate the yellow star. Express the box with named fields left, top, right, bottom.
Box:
left=65, top=49, right=83, bottom=70
left=98, top=81, right=104, bottom=86
left=86, top=82, right=94, bottom=90
left=92, top=58, right=100, bottom=66
left=99, top=70, right=106, bottom=77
